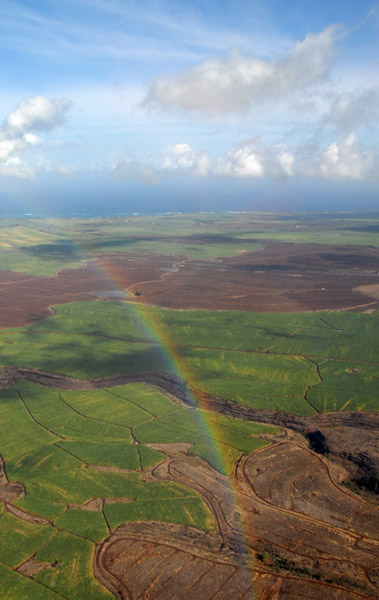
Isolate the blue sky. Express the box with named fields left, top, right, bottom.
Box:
left=0, top=0, right=378, bottom=215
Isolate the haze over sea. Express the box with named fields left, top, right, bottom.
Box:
left=2, top=175, right=378, bottom=219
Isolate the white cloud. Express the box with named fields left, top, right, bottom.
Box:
left=214, top=138, right=294, bottom=179
left=295, top=132, right=378, bottom=181
left=162, top=143, right=211, bottom=175
left=318, top=134, right=377, bottom=180
left=112, top=132, right=378, bottom=184
left=166, top=133, right=379, bottom=182
left=0, top=159, right=34, bottom=180
left=0, top=95, right=71, bottom=178
left=323, top=89, right=379, bottom=132
left=143, top=26, right=338, bottom=115
left=215, top=142, right=264, bottom=178
left=23, top=132, right=41, bottom=145
left=3, top=96, right=71, bottom=135
left=0, top=137, right=25, bottom=163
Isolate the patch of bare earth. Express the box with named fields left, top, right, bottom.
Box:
left=4, top=503, right=52, bottom=525
left=85, top=465, right=134, bottom=473
left=1, top=243, right=379, bottom=329
left=112, top=243, right=379, bottom=312
left=354, top=284, right=379, bottom=300
left=94, top=522, right=253, bottom=600
left=16, top=557, right=54, bottom=577
left=146, top=443, right=193, bottom=457
left=67, top=497, right=103, bottom=511
left=96, top=444, right=379, bottom=599
left=0, top=455, right=24, bottom=503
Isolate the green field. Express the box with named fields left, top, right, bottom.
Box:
left=0, top=376, right=278, bottom=599
left=1, top=212, right=379, bottom=276
left=0, top=301, right=378, bottom=415
left=1, top=212, right=378, bottom=599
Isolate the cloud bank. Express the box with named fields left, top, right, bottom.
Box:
left=143, top=26, right=338, bottom=115
left=113, top=131, right=378, bottom=185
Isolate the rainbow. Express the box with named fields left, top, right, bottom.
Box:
left=54, top=237, right=256, bottom=585
left=91, top=253, right=257, bottom=570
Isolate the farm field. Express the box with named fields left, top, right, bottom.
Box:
left=0, top=378, right=276, bottom=599
left=0, top=301, right=378, bottom=414
left=0, top=212, right=378, bottom=600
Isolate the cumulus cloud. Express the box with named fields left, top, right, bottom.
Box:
left=323, top=89, right=379, bottom=132
left=162, top=143, right=211, bottom=175
left=214, top=134, right=378, bottom=182
left=0, top=95, right=71, bottom=178
left=143, top=26, right=338, bottom=115
left=214, top=138, right=294, bottom=179
left=295, top=133, right=378, bottom=181
left=113, top=144, right=211, bottom=184
left=113, top=131, right=378, bottom=185
left=2, top=96, right=71, bottom=136
left=318, top=134, right=377, bottom=180
left=0, top=156, right=34, bottom=180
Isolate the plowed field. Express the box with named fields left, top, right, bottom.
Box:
left=96, top=437, right=379, bottom=600
left=1, top=242, right=379, bottom=328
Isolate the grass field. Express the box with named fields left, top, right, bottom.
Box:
left=0, top=223, right=81, bottom=276
left=0, top=376, right=278, bottom=599
left=1, top=212, right=379, bottom=275
left=0, top=301, right=378, bottom=414
left=0, top=249, right=82, bottom=276
left=1, top=213, right=378, bottom=599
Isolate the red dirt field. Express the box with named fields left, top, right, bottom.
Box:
left=118, top=242, right=379, bottom=312
left=1, top=242, right=379, bottom=328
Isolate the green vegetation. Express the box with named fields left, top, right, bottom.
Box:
left=0, top=249, right=81, bottom=276
left=54, top=509, right=108, bottom=542
left=0, top=302, right=378, bottom=414
left=0, top=223, right=82, bottom=275
left=34, top=532, right=114, bottom=600
left=343, top=472, right=379, bottom=495
left=105, top=496, right=215, bottom=532
left=57, top=440, right=164, bottom=470
left=1, top=211, right=379, bottom=275
left=1, top=212, right=378, bottom=599
left=0, top=563, right=62, bottom=600
left=0, top=512, right=55, bottom=567
left=0, top=376, right=277, bottom=599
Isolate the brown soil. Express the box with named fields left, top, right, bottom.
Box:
left=16, top=557, right=53, bottom=577
left=67, top=497, right=103, bottom=512
left=104, top=243, right=379, bottom=312
left=94, top=522, right=252, bottom=600
left=4, top=502, right=52, bottom=525
left=1, top=242, right=379, bottom=328
left=0, top=455, right=24, bottom=503
left=354, top=284, right=379, bottom=300
left=146, top=443, right=193, bottom=457
left=95, top=445, right=379, bottom=599
left=85, top=465, right=134, bottom=474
